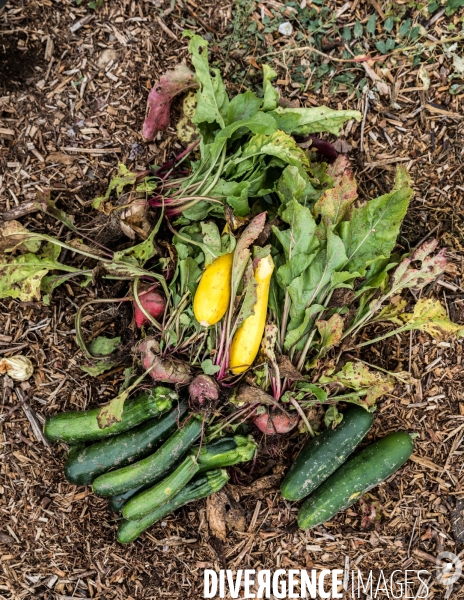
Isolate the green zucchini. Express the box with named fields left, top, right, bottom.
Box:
left=64, top=402, right=187, bottom=485
left=117, top=469, right=229, bottom=544
left=123, top=435, right=256, bottom=521
left=281, top=405, right=374, bottom=501
left=109, top=484, right=151, bottom=513
left=92, top=414, right=203, bottom=497
left=44, top=387, right=176, bottom=443
left=298, top=431, right=414, bottom=530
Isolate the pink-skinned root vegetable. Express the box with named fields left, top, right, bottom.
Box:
left=253, top=409, right=299, bottom=435
left=143, top=63, right=198, bottom=142
left=133, top=285, right=166, bottom=328
left=189, top=374, right=220, bottom=410
left=138, top=337, right=192, bottom=385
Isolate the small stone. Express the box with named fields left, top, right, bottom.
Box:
left=278, top=22, right=293, bottom=36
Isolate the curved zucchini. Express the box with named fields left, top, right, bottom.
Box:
left=117, top=469, right=229, bottom=544
left=123, top=435, right=256, bottom=520
left=44, top=387, right=176, bottom=443
left=64, top=402, right=187, bottom=485
left=109, top=438, right=251, bottom=513
left=92, top=414, right=203, bottom=497
left=194, top=252, right=233, bottom=327
left=298, top=431, right=414, bottom=530
left=229, top=254, right=274, bottom=374
left=281, top=405, right=374, bottom=501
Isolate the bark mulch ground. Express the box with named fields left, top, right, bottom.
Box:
left=1, top=0, right=464, bottom=598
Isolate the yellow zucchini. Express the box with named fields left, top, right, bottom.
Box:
left=229, top=254, right=274, bottom=374
left=193, top=252, right=233, bottom=327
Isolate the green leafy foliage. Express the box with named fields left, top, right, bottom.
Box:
left=366, top=14, right=377, bottom=35
left=92, top=164, right=137, bottom=210
left=319, top=362, right=394, bottom=410
left=88, top=336, right=121, bottom=356
left=340, top=167, right=413, bottom=276
left=445, top=0, right=464, bottom=15
left=400, top=299, right=464, bottom=339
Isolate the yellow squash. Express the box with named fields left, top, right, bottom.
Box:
left=229, top=254, right=274, bottom=374
left=193, top=252, right=234, bottom=327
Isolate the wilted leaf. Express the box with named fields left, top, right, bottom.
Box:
left=200, top=221, right=222, bottom=264
left=320, top=361, right=394, bottom=406
left=0, top=253, right=79, bottom=302
left=372, top=298, right=408, bottom=325
left=112, top=213, right=162, bottom=267
left=313, top=159, right=358, bottom=224
left=142, top=63, right=197, bottom=141
left=230, top=212, right=266, bottom=302
left=97, top=390, right=129, bottom=428
left=0, top=220, right=41, bottom=253
left=88, top=336, right=121, bottom=356
left=92, top=164, right=137, bottom=210
left=390, top=239, right=447, bottom=292
left=206, top=489, right=246, bottom=541
left=324, top=405, right=343, bottom=428
left=234, top=261, right=258, bottom=330
left=232, top=384, right=276, bottom=406
left=261, top=321, right=278, bottom=363
left=359, top=497, right=381, bottom=529
left=81, top=361, right=117, bottom=377
left=316, top=313, right=344, bottom=354
left=400, top=298, right=464, bottom=339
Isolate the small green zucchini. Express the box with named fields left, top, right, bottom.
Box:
left=298, top=431, right=414, bottom=530
left=92, top=414, right=203, bottom=497
left=117, top=469, right=229, bottom=544
left=64, top=402, right=187, bottom=485
left=122, top=435, right=256, bottom=521
left=44, top=387, right=176, bottom=443
left=281, top=405, right=374, bottom=501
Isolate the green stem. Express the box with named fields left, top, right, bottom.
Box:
left=355, top=325, right=409, bottom=349
left=288, top=397, right=314, bottom=437
left=133, top=277, right=162, bottom=332
left=201, top=145, right=227, bottom=196
left=75, top=297, right=132, bottom=359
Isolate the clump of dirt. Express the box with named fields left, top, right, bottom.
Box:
left=0, top=34, right=44, bottom=91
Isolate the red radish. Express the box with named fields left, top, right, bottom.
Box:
left=139, top=338, right=191, bottom=385
left=134, top=285, right=165, bottom=328
left=253, top=410, right=299, bottom=435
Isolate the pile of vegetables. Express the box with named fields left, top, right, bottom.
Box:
left=2, top=33, right=464, bottom=541
left=45, top=387, right=256, bottom=543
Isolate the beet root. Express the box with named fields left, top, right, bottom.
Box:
left=189, top=374, right=220, bottom=411
left=139, top=337, right=191, bottom=385
left=134, top=285, right=165, bottom=328
left=253, top=409, right=299, bottom=435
